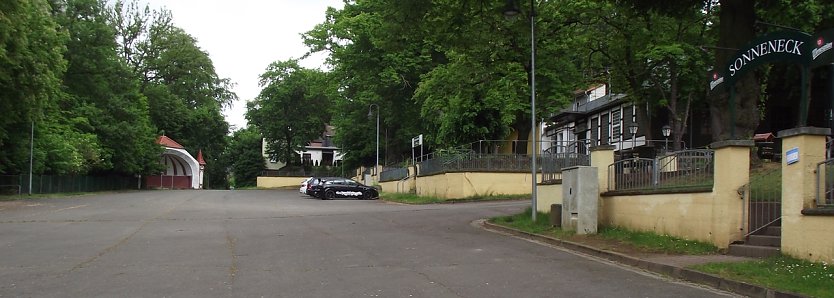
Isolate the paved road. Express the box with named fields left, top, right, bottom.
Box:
left=0, top=190, right=736, bottom=297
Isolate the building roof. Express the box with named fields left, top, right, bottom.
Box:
left=196, top=149, right=206, bottom=165
left=549, top=93, right=628, bottom=124
left=156, top=135, right=185, bottom=149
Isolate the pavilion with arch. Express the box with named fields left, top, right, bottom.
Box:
left=145, top=135, right=205, bottom=189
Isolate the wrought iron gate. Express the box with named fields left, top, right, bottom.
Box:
left=743, top=164, right=782, bottom=237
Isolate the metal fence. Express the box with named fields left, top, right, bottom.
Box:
left=0, top=175, right=138, bottom=195
left=418, top=153, right=538, bottom=176
left=608, top=149, right=714, bottom=191
left=262, top=167, right=343, bottom=178
left=541, top=153, right=590, bottom=182
left=816, top=158, right=834, bottom=208
left=380, top=167, right=408, bottom=182
left=743, top=163, right=782, bottom=236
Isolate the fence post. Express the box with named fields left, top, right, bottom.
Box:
left=590, top=145, right=616, bottom=193
left=777, top=127, right=830, bottom=261
left=710, top=140, right=753, bottom=248
left=652, top=157, right=660, bottom=187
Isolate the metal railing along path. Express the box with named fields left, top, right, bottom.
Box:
left=608, top=149, right=714, bottom=191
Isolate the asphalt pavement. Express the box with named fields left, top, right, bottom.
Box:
left=0, top=189, right=739, bottom=297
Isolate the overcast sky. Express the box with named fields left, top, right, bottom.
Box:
left=142, top=0, right=344, bottom=131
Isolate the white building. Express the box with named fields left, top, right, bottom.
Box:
left=262, top=125, right=344, bottom=170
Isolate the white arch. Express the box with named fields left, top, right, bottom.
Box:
left=161, top=147, right=201, bottom=189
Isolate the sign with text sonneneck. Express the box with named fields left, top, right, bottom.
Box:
left=710, top=31, right=812, bottom=92
left=709, top=28, right=834, bottom=92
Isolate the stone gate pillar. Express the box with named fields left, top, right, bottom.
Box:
left=778, top=127, right=830, bottom=261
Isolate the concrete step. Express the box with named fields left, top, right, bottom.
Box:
left=763, top=225, right=781, bottom=236
left=747, top=235, right=780, bottom=247
left=728, top=244, right=780, bottom=258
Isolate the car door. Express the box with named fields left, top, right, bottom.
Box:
left=342, top=180, right=362, bottom=198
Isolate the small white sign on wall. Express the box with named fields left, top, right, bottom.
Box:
left=786, top=147, right=799, bottom=165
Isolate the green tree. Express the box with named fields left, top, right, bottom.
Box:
left=567, top=0, right=715, bottom=149
left=0, top=0, right=68, bottom=174
left=109, top=1, right=237, bottom=187
left=303, top=1, right=437, bottom=168
left=58, top=0, right=160, bottom=175
left=247, top=59, right=332, bottom=166
left=226, top=127, right=264, bottom=187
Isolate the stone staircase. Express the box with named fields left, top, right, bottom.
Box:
left=728, top=225, right=781, bottom=258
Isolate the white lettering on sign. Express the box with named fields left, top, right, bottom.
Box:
left=813, top=42, right=832, bottom=60
left=729, top=39, right=805, bottom=77
left=336, top=191, right=363, bottom=197
left=709, top=76, right=725, bottom=91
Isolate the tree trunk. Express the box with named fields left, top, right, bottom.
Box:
left=514, top=118, right=531, bottom=155
left=710, top=0, right=759, bottom=141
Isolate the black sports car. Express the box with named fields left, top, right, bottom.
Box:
left=311, top=178, right=379, bottom=200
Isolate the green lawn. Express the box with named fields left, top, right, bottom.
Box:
left=489, top=209, right=718, bottom=255
left=692, top=255, right=834, bottom=298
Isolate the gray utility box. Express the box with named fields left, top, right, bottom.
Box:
left=561, top=166, right=599, bottom=235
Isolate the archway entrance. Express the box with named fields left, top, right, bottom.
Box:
left=145, top=136, right=203, bottom=189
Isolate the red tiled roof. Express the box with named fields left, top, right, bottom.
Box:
left=156, top=135, right=185, bottom=149
left=197, top=150, right=206, bottom=165
left=753, top=133, right=775, bottom=142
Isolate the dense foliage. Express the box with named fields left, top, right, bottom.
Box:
left=5, top=0, right=834, bottom=183
left=0, top=0, right=236, bottom=188
left=247, top=59, right=334, bottom=166
left=225, top=127, right=264, bottom=187
left=297, top=0, right=834, bottom=169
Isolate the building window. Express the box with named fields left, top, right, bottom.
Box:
left=611, top=109, right=621, bottom=142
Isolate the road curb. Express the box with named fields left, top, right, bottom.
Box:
left=479, top=220, right=807, bottom=298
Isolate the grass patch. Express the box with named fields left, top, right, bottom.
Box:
left=692, top=255, right=834, bottom=298
left=381, top=192, right=527, bottom=204
left=489, top=208, right=578, bottom=239
left=489, top=209, right=719, bottom=255
left=597, top=226, right=719, bottom=255
left=748, top=161, right=782, bottom=201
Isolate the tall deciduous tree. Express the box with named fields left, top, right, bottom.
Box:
left=109, top=1, right=236, bottom=187
left=0, top=0, right=68, bottom=174
left=58, top=0, right=160, bottom=175
left=247, top=59, right=332, bottom=166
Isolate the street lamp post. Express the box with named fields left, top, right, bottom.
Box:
left=628, top=123, right=638, bottom=158
left=504, top=0, right=538, bottom=222
left=368, top=104, right=380, bottom=182
left=661, top=125, right=671, bottom=153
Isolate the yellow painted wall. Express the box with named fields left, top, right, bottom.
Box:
left=782, top=216, right=834, bottom=263
left=413, top=172, right=538, bottom=199
left=257, top=176, right=307, bottom=188
left=457, top=172, right=536, bottom=197
left=537, top=184, right=563, bottom=213
left=500, top=131, right=518, bottom=154
left=416, top=173, right=449, bottom=198
left=779, top=130, right=834, bottom=263
left=602, top=192, right=719, bottom=245
left=595, top=143, right=749, bottom=249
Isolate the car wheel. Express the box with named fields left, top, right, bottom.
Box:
left=362, top=191, right=371, bottom=200
left=324, top=190, right=335, bottom=200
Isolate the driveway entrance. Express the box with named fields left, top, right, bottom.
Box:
left=0, top=190, right=735, bottom=297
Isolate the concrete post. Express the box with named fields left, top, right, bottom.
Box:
left=710, top=140, right=753, bottom=248
left=590, top=145, right=616, bottom=193
left=778, top=127, right=830, bottom=260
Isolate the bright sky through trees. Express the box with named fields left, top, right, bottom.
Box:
left=141, top=0, right=344, bottom=131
